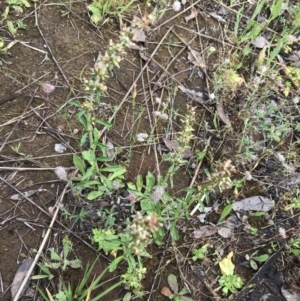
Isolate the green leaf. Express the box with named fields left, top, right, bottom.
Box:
left=81, top=165, right=96, bottom=181
left=167, top=274, right=178, bottom=294
left=54, top=291, right=67, bottom=301
left=136, top=175, right=143, bottom=192
left=73, top=154, right=85, bottom=174
left=145, top=172, right=155, bottom=192
left=88, top=4, right=101, bottom=24
left=252, top=254, right=269, bottom=262
left=7, top=20, right=17, bottom=37
left=97, top=156, right=113, bottom=162
left=122, top=292, right=131, bottom=301
left=87, top=188, right=105, bottom=200
left=218, top=204, right=233, bottom=224
left=95, top=119, right=112, bottom=128
left=290, top=249, right=300, bottom=255
left=170, top=224, right=179, bottom=241
left=68, top=259, right=82, bottom=269
left=99, top=165, right=125, bottom=172
left=50, top=248, right=62, bottom=261
left=75, top=180, right=99, bottom=190
left=20, top=0, right=31, bottom=7
left=109, top=256, right=123, bottom=272
left=249, top=259, right=258, bottom=270
left=127, top=182, right=136, bottom=190
left=140, top=199, right=155, bottom=211
left=45, top=262, right=61, bottom=270
left=38, top=263, right=52, bottom=275
left=93, top=127, right=100, bottom=143
left=32, top=274, right=52, bottom=280
left=62, top=236, right=72, bottom=260
left=82, top=149, right=95, bottom=165
left=179, top=287, right=189, bottom=295
left=2, top=6, right=9, bottom=20
left=80, top=133, right=88, bottom=146
left=108, top=166, right=126, bottom=180
left=270, top=0, right=283, bottom=20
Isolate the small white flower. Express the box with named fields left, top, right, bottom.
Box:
left=55, top=143, right=67, bottom=153
left=276, top=152, right=285, bottom=163
left=137, top=133, right=148, bottom=142
left=278, top=227, right=287, bottom=239
left=153, top=111, right=169, bottom=120
left=155, top=97, right=162, bottom=104
left=245, top=171, right=253, bottom=181
left=209, top=92, right=215, bottom=100
left=150, top=186, right=165, bottom=203
left=159, top=113, right=169, bottom=120
left=54, top=166, right=68, bottom=181
left=172, top=0, right=181, bottom=11
left=292, top=96, right=299, bottom=104
left=41, top=82, right=55, bottom=94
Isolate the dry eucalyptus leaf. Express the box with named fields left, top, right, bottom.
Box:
left=185, top=8, right=198, bottom=23
left=251, top=36, right=269, bottom=48
left=163, top=138, right=179, bottom=151
left=232, top=196, right=274, bottom=212
left=139, top=50, right=159, bottom=71
left=129, top=42, right=146, bottom=51
left=106, top=140, right=115, bottom=159
left=225, top=215, right=242, bottom=229
left=193, top=225, right=218, bottom=238
left=183, top=148, right=193, bottom=159
left=54, top=143, right=67, bottom=153
left=187, top=49, right=205, bottom=68
left=11, top=258, right=34, bottom=300
left=208, top=11, right=227, bottom=23
left=197, top=207, right=213, bottom=223
left=178, top=85, right=204, bottom=103
left=132, top=29, right=146, bottom=42
left=218, top=227, right=232, bottom=238
left=10, top=190, right=36, bottom=201
left=281, top=287, right=300, bottom=301
left=217, top=6, right=229, bottom=15
left=217, top=100, right=230, bottom=125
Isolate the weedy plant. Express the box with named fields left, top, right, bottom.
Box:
left=88, top=0, right=136, bottom=25
left=2, top=0, right=29, bottom=36
left=218, top=252, right=243, bottom=295
left=35, top=261, right=122, bottom=301
left=32, top=236, right=81, bottom=280
left=192, top=244, right=210, bottom=261
left=161, top=274, right=194, bottom=301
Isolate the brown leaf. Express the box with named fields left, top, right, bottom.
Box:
left=251, top=36, right=269, bottom=48
left=106, top=140, right=115, bottom=158
left=11, top=258, right=34, bottom=300
left=132, top=29, right=146, bottom=42
left=193, top=225, right=218, bottom=238
left=161, top=286, right=172, bottom=297
left=187, top=49, right=205, bottom=68
left=183, top=148, right=193, bottom=159
left=185, top=8, right=198, bottom=23
left=163, top=138, right=179, bottom=151
left=217, top=100, right=230, bottom=125
left=139, top=50, right=159, bottom=71
left=208, top=11, right=227, bottom=23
